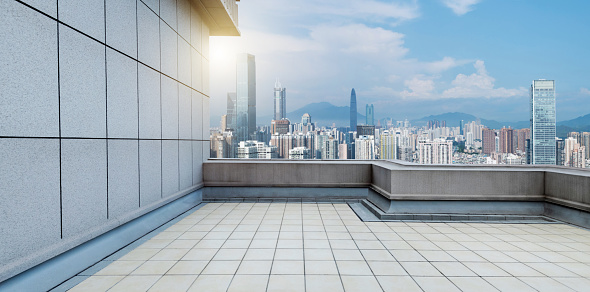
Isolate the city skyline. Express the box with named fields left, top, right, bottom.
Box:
left=210, top=0, right=590, bottom=125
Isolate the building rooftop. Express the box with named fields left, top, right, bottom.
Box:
left=58, top=202, right=590, bottom=292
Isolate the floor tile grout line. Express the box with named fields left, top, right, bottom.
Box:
left=224, top=202, right=271, bottom=291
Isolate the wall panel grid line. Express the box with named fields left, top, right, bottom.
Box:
left=13, top=0, right=208, bottom=97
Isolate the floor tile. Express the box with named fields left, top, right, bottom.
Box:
left=360, top=249, right=395, bottom=261
left=147, top=275, right=197, bottom=292
left=518, top=277, right=576, bottom=292
left=413, top=276, right=461, bottom=292
left=305, top=260, right=339, bottom=275
left=333, top=249, right=364, bottom=261
left=267, top=275, right=305, bottom=292
left=483, top=277, right=536, bottom=292
left=376, top=275, right=422, bottom=292
left=341, top=276, right=383, bottom=292
left=201, top=260, right=240, bottom=274
left=167, top=261, right=208, bottom=275
left=212, top=248, right=247, bottom=261
left=463, top=262, right=510, bottom=277
left=68, top=276, right=123, bottom=292
left=401, top=262, right=443, bottom=277
left=108, top=275, right=161, bottom=292
left=274, top=248, right=304, bottom=260
left=367, top=261, right=407, bottom=276
left=448, top=276, right=499, bottom=292
left=131, top=261, right=176, bottom=275
left=95, top=260, right=144, bottom=276
left=236, top=260, right=273, bottom=274
left=336, top=260, right=374, bottom=275
left=227, top=275, right=269, bottom=292
left=431, top=261, right=476, bottom=277
left=526, top=262, right=580, bottom=277
left=306, top=275, right=344, bottom=292
left=271, top=260, right=304, bottom=274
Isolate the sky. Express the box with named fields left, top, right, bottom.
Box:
left=209, top=0, right=590, bottom=126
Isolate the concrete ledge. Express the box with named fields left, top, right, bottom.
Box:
left=544, top=202, right=590, bottom=229
left=0, top=190, right=203, bottom=291
left=203, top=186, right=368, bottom=202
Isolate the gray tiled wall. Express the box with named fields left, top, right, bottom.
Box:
left=0, top=0, right=210, bottom=282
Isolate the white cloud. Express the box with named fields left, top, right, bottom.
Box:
left=441, top=0, right=481, bottom=15
left=423, top=57, right=469, bottom=73
left=581, top=88, right=590, bottom=95
left=400, top=75, right=436, bottom=98
left=310, top=24, right=408, bottom=57
left=442, top=60, right=527, bottom=98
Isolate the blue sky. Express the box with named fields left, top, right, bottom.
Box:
left=210, top=0, right=590, bottom=125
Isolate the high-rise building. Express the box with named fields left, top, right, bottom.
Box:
left=380, top=131, right=397, bottom=160
left=338, top=144, right=349, bottom=159
left=366, top=104, right=374, bottom=126
left=350, top=88, right=357, bottom=131
left=459, top=120, right=464, bottom=136
left=517, top=128, right=530, bottom=153
left=500, top=128, right=515, bottom=154
left=226, top=92, right=236, bottom=131
left=274, top=79, right=286, bottom=120
left=236, top=53, right=256, bottom=142
left=355, top=136, right=375, bottom=160
left=482, top=128, right=496, bottom=154
left=583, top=132, right=590, bottom=159
left=220, top=115, right=227, bottom=132
left=323, top=137, right=339, bottom=159
left=289, top=147, right=310, bottom=159
left=530, top=79, right=556, bottom=165
left=271, top=119, right=290, bottom=135
left=302, top=113, right=311, bottom=125
left=418, top=139, right=453, bottom=164
left=356, top=125, right=375, bottom=138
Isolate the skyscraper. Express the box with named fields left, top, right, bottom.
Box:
left=530, top=80, right=556, bottom=165
left=366, top=104, right=374, bottom=126
left=226, top=92, right=236, bottom=131
left=482, top=128, right=496, bottom=155
left=236, top=53, right=256, bottom=142
left=274, top=79, right=286, bottom=120
left=350, top=88, right=357, bottom=131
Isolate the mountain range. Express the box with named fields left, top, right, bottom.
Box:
left=258, top=102, right=590, bottom=137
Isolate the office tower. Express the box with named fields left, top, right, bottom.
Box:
left=274, top=79, right=286, bottom=120
left=500, top=128, right=515, bottom=154
left=418, top=139, right=453, bottom=164
left=568, top=132, right=581, bottom=144
left=270, top=133, right=294, bottom=159
left=460, top=120, right=464, bottom=135
left=564, top=137, right=577, bottom=166
left=350, top=88, right=357, bottom=131
left=236, top=53, right=256, bottom=142
left=356, top=125, right=375, bottom=138
left=366, top=104, right=374, bottom=126
left=530, top=80, right=556, bottom=165
left=302, top=113, right=311, bottom=125
left=380, top=131, right=397, bottom=160
left=482, top=128, right=496, bottom=154
left=271, top=119, right=290, bottom=135
left=226, top=92, right=236, bottom=131
left=355, top=136, right=375, bottom=160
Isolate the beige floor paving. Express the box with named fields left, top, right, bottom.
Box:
left=70, top=202, right=590, bottom=291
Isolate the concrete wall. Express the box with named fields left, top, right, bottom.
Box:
left=204, top=160, right=590, bottom=214
left=0, top=0, right=214, bottom=282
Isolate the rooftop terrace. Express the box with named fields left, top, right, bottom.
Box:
left=59, top=202, right=590, bottom=291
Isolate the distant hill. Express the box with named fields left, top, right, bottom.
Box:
left=258, top=102, right=590, bottom=135
left=410, top=112, right=529, bottom=129
left=258, top=102, right=366, bottom=127
left=556, top=114, right=590, bottom=137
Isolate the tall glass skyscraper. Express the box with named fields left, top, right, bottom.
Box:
left=274, top=79, right=286, bottom=120
left=236, top=53, right=256, bottom=142
left=350, top=88, right=357, bottom=131
left=530, top=80, right=556, bottom=165
left=366, top=104, right=374, bottom=126
left=226, top=92, right=236, bottom=131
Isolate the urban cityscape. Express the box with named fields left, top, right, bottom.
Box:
left=210, top=56, right=589, bottom=168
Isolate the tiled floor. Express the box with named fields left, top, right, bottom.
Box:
left=69, top=203, right=590, bottom=291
